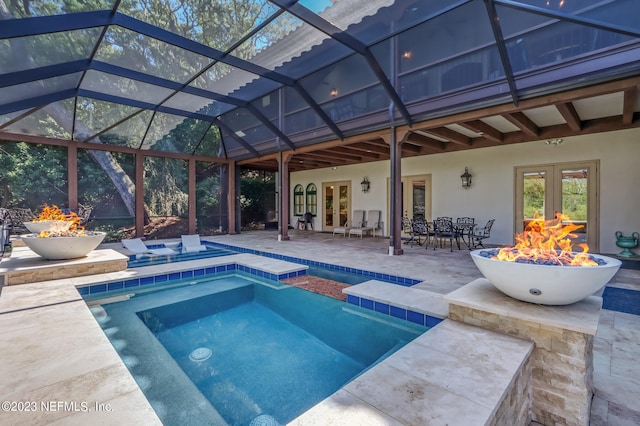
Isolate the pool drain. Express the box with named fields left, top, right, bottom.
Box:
left=250, top=414, right=280, bottom=426
left=189, top=347, right=212, bottom=362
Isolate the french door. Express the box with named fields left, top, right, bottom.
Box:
left=322, top=181, right=351, bottom=231
left=402, top=174, right=432, bottom=222
left=387, top=174, right=432, bottom=238
left=515, top=161, right=599, bottom=251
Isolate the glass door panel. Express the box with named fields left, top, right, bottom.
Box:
left=560, top=168, right=589, bottom=245
left=412, top=180, right=426, bottom=220
left=324, top=184, right=334, bottom=228
left=322, top=181, right=350, bottom=231
left=515, top=161, right=598, bottom=251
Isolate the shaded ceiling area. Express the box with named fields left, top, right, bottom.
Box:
left=1, top=0, right=640, bottom=164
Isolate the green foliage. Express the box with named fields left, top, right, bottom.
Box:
left=0, top=142, right=68, bottom=208
left=523, top=176, right=544, bottom=219
left=240, top=169, right=275, bottom=226
left=562, top=177, right=587, bottom=221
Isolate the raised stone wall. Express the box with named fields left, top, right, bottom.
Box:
left=446, top=279, right=602, bottom=426
left=489, top=354, right=532, bottom=426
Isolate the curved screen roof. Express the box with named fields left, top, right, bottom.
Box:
left=1, top=0, right=639, bottom=160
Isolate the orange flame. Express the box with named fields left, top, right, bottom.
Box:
left=494, top=212, right=597, bottom=266
left=34, top=204, right=84, bottom=233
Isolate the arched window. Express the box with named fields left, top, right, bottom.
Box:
left=306, top=183, right=317, bottom=215
left=293, top=184, right=304, bottom=216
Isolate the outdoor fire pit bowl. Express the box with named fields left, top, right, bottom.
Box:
left=21, top=231, right=106, bottom=260
left=470, top=250, right=621, bottom=305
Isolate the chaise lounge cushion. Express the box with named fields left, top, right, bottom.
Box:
left=122, top=238, right=175, bottom=255
left=181, top=234, right=207, bottom=253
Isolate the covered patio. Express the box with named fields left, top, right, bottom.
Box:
left=2, top=0, right=640, bottom=424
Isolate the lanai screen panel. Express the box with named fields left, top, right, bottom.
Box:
left=195, top=161, right=227, bottom=235
left=78, top=149, right=136, bottom=234
left=4, top=99, right=75, bottom=139
left=143, top=156, right=188, bottom=238
left=0, top=28, right=103, bottom=74
left=94, top=26, right=213, bottom=84
left=118, top=0, right=280, bottom=53
left=140, top=112, right=211, bottom=154
left=497, top=0, right=637, bottom=73
left=2, top=1, right=115, bottom=17
left=74, top=97, right=142, bottom=142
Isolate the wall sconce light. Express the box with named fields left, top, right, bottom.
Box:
left=330, top=88, right=338, bottom=97
left=402, top=51, right=412, bottom=60
left=460, top=167, right=472, bottom=190
left=361, top=177, right=370, bottom=193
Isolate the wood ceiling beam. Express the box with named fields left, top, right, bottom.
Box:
left=420, top=127, right=472, bottom=146
left=623, top=87, right=637, bottom=125
left=406, top=132, right=446, bottom=151
left=458, top=120, right=503, bottom=143
left=556, top=102, right=582, bottom=131
left=344, top=141, right=390, bottom=155
left=501, top=112, right=540, bottom=137
left=292, top=154, right=335, bottom=166
left=400, top=142, right=422, bottom=153
left=331, top=146, right=381, bottom=160
left=294, top=152, right=351, bottom=164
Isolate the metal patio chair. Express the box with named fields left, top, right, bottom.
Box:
left=470, top=219, right=495, bottom=249
left=433, top=217, right=460, bottom=251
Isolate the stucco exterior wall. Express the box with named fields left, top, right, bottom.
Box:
left=290, top=127, right=640, bottom=254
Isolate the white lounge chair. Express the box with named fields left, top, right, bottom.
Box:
left=122, top=238, right=175, bottom=255
left=181, top=234, right=207, bottom=253
left=349, top=210, right=381, bottom=238
left=333, top=210, right=364, bottom=237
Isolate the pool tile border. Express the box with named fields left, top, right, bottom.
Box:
left=206, top=241, right=421, bottom=287
left=77, top=262, right=308, bottom=296
left=346, top=295, right=443, bottom=328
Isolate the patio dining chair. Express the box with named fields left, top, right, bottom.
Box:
left=470, top=219, right=495, bottom=249
left=433, top=217, right=460, bottom=251
left=333, top=210, right=364, bottom=237
left=410, top=218, right=431, bottom=247
left=402, top=216, right=414, bottom=244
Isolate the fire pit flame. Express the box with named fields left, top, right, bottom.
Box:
left=494, top=212, right=597, bottom=266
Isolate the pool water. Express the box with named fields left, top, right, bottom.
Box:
left=306, top=265, right=371, bottom=285
left=92, top=274, right=426, bottom=425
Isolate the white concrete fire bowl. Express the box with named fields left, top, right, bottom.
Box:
left=21, top=231, right=106, bottom=260
left=24, top=220, right=73, bottom=233
left=470, top=250, right=621, bottom=305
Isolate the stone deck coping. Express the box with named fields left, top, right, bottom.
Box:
left=291, top=319, right=534, bottom=425
left=445, top=279, right=602, bottom=336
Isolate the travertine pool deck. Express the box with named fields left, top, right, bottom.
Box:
left=0, top=230, right=638, bottom=425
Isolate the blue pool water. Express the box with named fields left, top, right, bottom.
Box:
left=92, top=274, right=427, bottom=425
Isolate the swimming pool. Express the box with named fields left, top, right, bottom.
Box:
left=90, top=274, right=427, bottom=425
